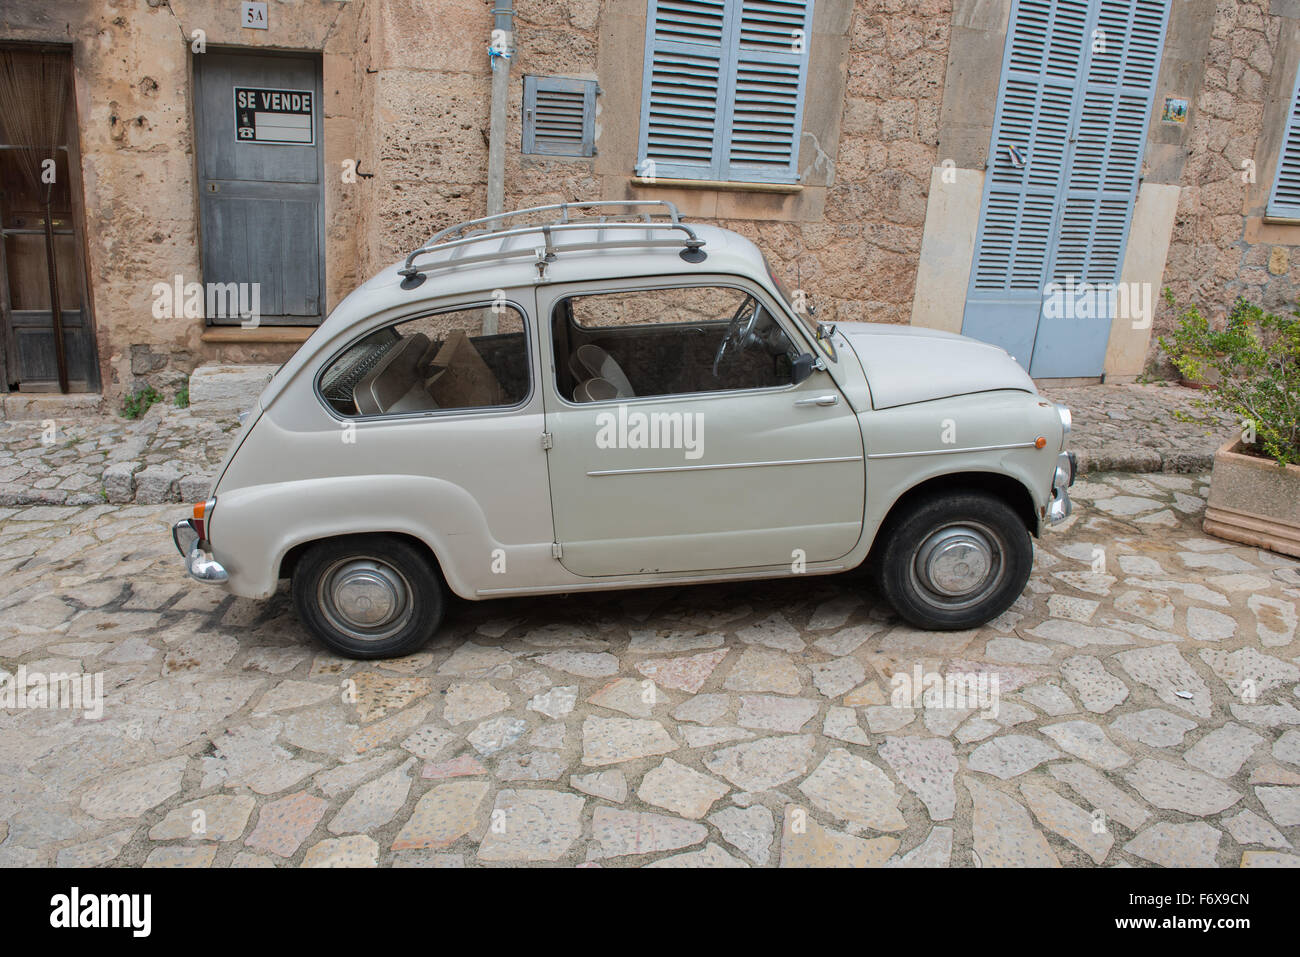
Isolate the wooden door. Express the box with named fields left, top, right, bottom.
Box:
left=0, top=46, right=98, bottom=393
left=193, top=50, right=325, bottom=325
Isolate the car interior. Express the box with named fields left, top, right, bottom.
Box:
left=554, top=288, right=800, bottom=403
left=318, top=288, right=803, bottom=417
left=319, top=308, right=530, bottom=416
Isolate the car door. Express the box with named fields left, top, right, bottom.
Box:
left=538, top=278, right=865, bottom=577
left=304, top=294, right=556, bottom=597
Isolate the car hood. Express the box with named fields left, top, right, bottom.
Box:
left=836, top=322, right=1036, bottom=409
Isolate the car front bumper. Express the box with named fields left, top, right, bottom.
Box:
left=1046, top=450, right=1077, bottom=525
left=172, top=519, right=229, bottom=583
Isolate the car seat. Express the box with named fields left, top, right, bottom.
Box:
left=572, top=344, right=635, bottom=398
left=573, top=377, right=621, bottom=402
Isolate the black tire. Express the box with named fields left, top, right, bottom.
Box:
left=292, top=534, right=444, bottom=659
left=872, top=490, right=1032, bottom=630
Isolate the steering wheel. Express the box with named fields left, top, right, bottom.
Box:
left=713, top=295, right=759, bottom=378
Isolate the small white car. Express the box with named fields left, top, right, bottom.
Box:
left=174, top=202, right=1075, bottom=659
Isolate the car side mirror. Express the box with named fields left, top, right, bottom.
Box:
left=791, top=352, right=817, bottom=385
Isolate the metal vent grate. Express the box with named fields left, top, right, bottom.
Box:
left=523, top=76, right=596, bottom=157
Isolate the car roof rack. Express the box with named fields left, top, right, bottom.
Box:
left=397, top=200, right=707, bottom=288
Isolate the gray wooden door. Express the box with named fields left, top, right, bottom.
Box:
left=193, top=51, right=324, bottom=325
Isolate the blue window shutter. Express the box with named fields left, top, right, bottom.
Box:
left=522, top=76, right=540, bottom=154
left=723, top=0, right=814, bottom=183
left=523, top=76, right=596, bottom=156
left=1052, top=0, right=1166, bottom=285
left=972, top=0, right=1088, bottom=293
left=1267, top=65, right=1300, bottom=220
left=637, top=0, right=813, bottom=184
left=638, top=0, right=729, bottom=179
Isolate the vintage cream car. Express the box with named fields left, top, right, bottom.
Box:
left=174, top=202, right=1076, bottom=659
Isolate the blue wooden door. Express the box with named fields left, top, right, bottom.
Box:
left=962, top=0, right=1170, bottom=378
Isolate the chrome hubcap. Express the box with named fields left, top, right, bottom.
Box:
left=319, top=558, right=412, bottom=641
left=911, top=523, right=1004, bottom=610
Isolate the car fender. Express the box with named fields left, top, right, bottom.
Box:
left=209, top=474, right=495, bottom=600
left=857, top=391, right=1064, bottom=552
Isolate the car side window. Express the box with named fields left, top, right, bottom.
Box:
left=553, top=285, right=797, bottom=403
left=320, top=304, right=529, bottom=417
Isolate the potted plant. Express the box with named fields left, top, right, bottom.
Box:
left=1163, top=289, right=1226, bottom=389
left=1161, top=296, right=1300, bottom=557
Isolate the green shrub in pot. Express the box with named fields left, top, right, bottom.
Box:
left=1160, top=294, right=1300, bottom=468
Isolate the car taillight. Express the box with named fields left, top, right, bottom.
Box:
left=192, top=498, right=215, bottom=541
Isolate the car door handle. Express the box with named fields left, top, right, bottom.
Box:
left=795, top=394, right=839, bottom=407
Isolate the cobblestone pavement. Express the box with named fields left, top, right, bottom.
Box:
left=0, top=382, right=1235, bottom=506
left=0, top=404, right=235, bottom=507
left=1, top=472, right=1298, bottom=867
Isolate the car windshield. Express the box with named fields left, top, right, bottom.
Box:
left=763, top=256, right=836, bottom=362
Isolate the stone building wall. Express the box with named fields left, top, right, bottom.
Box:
left=500, top=0, right=603, bottom=214
left=353, top=0, right=949, bottom=329
left=356, top=0, right=493, bottom=273
left=501, top=0, right=947, bottom=327
left=3, top=0, right=1298, bottom=402
left=356, top=0, right=604, bottom=272
left=1158, top=0, right=1300, bottom=355
left=0, top=0, right=365, bottom=400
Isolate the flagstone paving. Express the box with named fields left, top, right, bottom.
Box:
left=1, top=470, right=1299, bottom=867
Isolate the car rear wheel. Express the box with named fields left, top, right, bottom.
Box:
left=292, top=534, right=444, bottom=659
left=873, top=490, right=1032, bottom=630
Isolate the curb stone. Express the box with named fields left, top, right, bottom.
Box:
left=1074, top=446, right=1214, bottom=475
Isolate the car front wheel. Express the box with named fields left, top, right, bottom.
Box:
left=292, top=534, right=444, bottom=659
left=873, top=490, right=1032, bottom=631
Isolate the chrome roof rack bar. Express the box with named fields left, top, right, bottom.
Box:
left=398, top=201, right=707, bottom=287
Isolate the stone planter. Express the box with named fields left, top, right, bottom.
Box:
left=1203, top=439, right=1300, bottom=558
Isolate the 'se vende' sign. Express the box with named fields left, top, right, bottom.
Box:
left=234, top=87, right=314, bottom=145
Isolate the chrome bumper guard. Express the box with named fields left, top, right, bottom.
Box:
left=1046, top=450, right=1077, bottom=526
left=172, top=519, right=229, bottom=583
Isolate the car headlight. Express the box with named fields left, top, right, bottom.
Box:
left=1054, top=451, right=1077, bottom=489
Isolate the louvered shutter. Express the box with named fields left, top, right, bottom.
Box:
left=972, top=0, right=1087, bottom=294
left=639, top=0, right=728, bottom=179
left=523, top=76, right=596, bottom=157
left=1050, top=0, right=1165, bottom=286
left=724, top=1, right=813, bottom=181
left=1267, top=66, right=1300, bottom=220
left=637, top=0, right=813, bottom=184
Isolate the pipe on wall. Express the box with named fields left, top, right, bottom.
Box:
left=484, top=1, right=514, bottom=336
left=486, top=1, right=514, bottom=220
